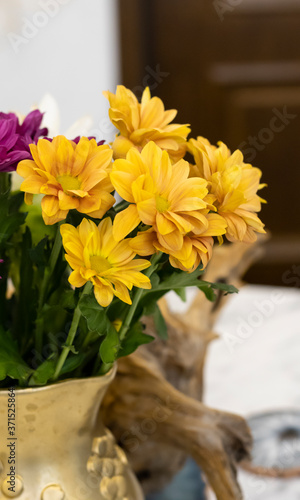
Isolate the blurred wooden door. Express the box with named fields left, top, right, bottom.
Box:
left=118, top=0, right=300, bottom=285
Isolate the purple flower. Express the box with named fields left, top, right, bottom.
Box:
left=72, top=136, right=105, bottom=146
left=45, top=136, right=105, bottom=146
left=0, top=110, right=48, bottom=173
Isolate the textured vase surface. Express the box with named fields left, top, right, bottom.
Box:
left=0, top=366, right=144, bottom=499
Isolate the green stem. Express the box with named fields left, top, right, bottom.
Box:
left=38, top=226, right=62, bottom=310
left=113, top=200, right=130, bottom=214
left=35, top=225, right=62, bottom=353
left=52, top=282, right=92, bottom=381
left=0, top=172, right=11, bottom=194
left=119, top=252, right=162, bottom=342
left=81, top=329, right=96, bottom=349
left=92, top=354, right=103, bottom=376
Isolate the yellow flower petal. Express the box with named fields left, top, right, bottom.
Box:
left=58, top=191, right=79, bottom=211
left=130, top=231, right=156, bottom=256
left=18, top=136, right=114, bottom=225
left=61, top=217, right=152, bottom=307
left=110, top=168, right=137, bottom=203
left=42, top=210, right=68, bottom=225
left=113, top=205, right=141, bottom=241
left=94, top=284, right=114, bottom=307
left=156, top=213, right=175, bottom=235
left=111, top=142, right=211, bottom=245
left=157, top=230, right=183, bottom=252
left=104, top=85, right=190, bottom=161
left=68, top=269, right=87, bottom=287
left=20, top=175, right=45, bottom=194
left=24, top=193, right=33, bottom=205
left=16, top=159, right=36, bottom=178
left=72, top=138, right=91, bottom=176
left=112, top=136, right=135, bottom=160
left=137, top=198, right=157, bottom=226
left=113, top=283, right=132, bottom=305
left=189, top=136, right=266, bottom=243
left=41, top=195, right=60, bottom=217
left=36, top=138, right=57, bottom=174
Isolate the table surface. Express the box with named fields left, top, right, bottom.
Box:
left=160, top=284, right=300, bottom=499
left=204, top=284, right=300, bottom=500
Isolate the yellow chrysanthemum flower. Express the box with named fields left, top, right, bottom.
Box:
left=103, top=85, right=190, bottom=162
left=131, top=213, right=227, bottom=272
left=188, top=137, right=266, bottom=243
left=60, top=217, right=151, bottom=307
left=17, top=136, right=115, bottom=225
left=110, top=141, right=209, bottom=252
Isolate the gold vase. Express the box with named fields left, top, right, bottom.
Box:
left=0, top=366, right=144, bottom=499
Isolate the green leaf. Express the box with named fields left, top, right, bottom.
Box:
left=8, top=191, right=25, bottom=213
left=80, top=293, right=122, bottom=364
left=29, top=236, right=49, bottom=269
left=0, top=211, right=27, bottom=248
left=197, top=282, right=217, bottom=302
left=140, top=268, right=204, bottom=307
left=142, top=299, right=157, bottom=316
left=21, top=203, right=55, bottom=245
left=154, top=267, right=205, bottom=290
left=41, top=304, right=68, bottom=332
left=0, top=188, right=27, bottom=249
left=13, top=227, right=37, bottom=344
left=0, top=328, right=32, bottom=383
left=153, top=304, right=168, bottom=340
left=141, top=267, right=238, bottom=308
left=137, top=268, right=202, bottom=316
left=79, top=294, right=108, bottom=335
left=118, top=322, right=154, bottom=358
left=174, top=288, right=186, bottom=301
left=139, top=290, right=167, bottom=319
left=106, top=297, right=128, bottom=324
left=150, top=272, right=160, bottom=288
left=59, top=353, right=87, bottom=376
left=209, top=281, right=239, bottom=295
left=99, top=324, right=120, bottom=363
left=59, top=290, right=76, bottom=310
left=29, top=357, right=56, bottom=386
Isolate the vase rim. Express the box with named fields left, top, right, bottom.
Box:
left=0, top=363, right=117, bottom=394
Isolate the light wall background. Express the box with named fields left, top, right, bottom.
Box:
left=0, top=0, right=120, bottom=141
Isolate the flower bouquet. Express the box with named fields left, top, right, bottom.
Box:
left=0, top=86, right=265, bottom=499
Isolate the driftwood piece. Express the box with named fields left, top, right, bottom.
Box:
left=103, top=353, right=251, bottom=499
left=101, top=239, right=266, bottom=499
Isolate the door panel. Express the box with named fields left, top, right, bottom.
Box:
left=119, top=0, right=300, bottom=285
